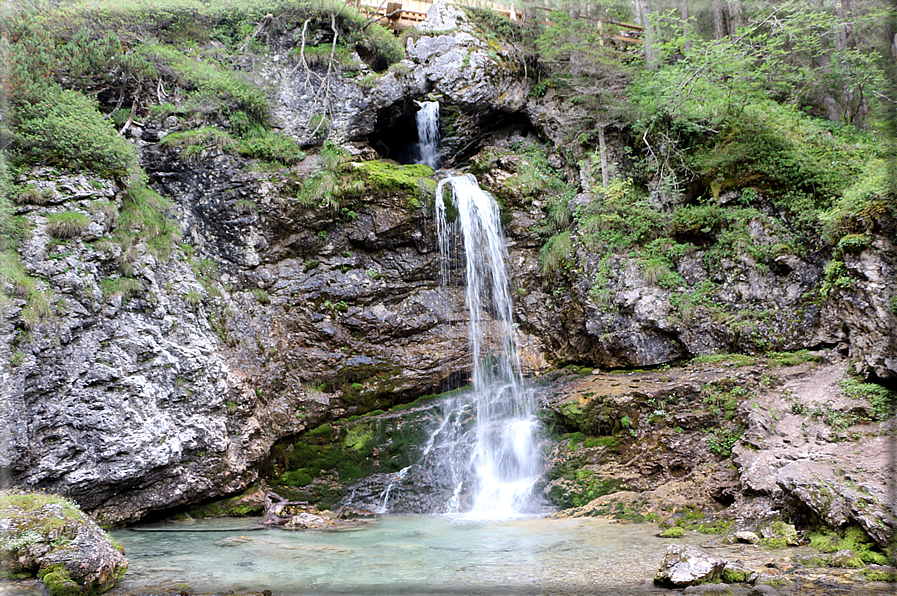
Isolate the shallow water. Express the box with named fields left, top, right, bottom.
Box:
left=111, top=516, right=694, bottom=595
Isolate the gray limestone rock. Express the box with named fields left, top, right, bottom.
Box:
left=417, top=2, right=468, bottom=32
left=654, top=544, right=727, bottom=587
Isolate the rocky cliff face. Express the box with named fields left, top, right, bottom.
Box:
left=1, top=3, right=894, bottom=525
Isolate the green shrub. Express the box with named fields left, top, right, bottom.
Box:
left=116, top=185, right=178, bottom=260
left=837, top=234, right=871, bottom=254
left=14, top=186, right=54, bottom=205
left=705, top=426, right=743, bottom=457
left=821, top=158, right=895, bottom=243
left=670, top=204, right=726, bottom=238
left=13, top=89, right=139, bottom=179
left=162, top=127, right=234, bottom=149
left=46, top=212, right=91, bottom=239
left=182, top=291, right=203, bottom=306
left=138, top=43, right=269, bottom=123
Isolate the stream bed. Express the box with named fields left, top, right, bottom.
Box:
left=110, top=516, right=703, bottom=595
left=104, top=516, right=896, bottom=596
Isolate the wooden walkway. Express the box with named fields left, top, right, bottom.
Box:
left=348, top=0, right=643, bottom=44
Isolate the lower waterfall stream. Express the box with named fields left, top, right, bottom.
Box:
left=428, top=173, right=542, bottom=518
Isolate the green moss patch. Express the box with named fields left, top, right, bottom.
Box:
left=354, top=161, right=436, bottom=205
left=38, top=564, right=81, bottom=596
left=546, top=469, right=625, bottom=509
left=269, top=407, right=433, bottom=509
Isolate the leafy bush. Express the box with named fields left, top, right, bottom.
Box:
left=836, top=234, right=871, bottom=254
left=705, top=426, right=744, bottom=457
left=13, top=89, right=139, bottom=179
left=670, top=204, right=725, bottom=238
left=821, top=260, right=852, bottom=295
left=112, top=185, right=178, bottom=267
left=162, top=126, right=234, bottom=150
left=838, top=378, right=895, bottom=421
left=138, top=43, right=269, bottom=123
left=820, top=158, right=895, bottom=243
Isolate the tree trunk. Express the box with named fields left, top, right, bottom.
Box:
left=635, top=0, right=658, bottom=69
left=597, top=124, right=609, bottom=188
left=680, top=0, right=692, bottom=53
left=727, top=1, right=744, bottom=33
left=712, top=0, right=727, bottom=39
left=832, top=0, right=853, bottom=52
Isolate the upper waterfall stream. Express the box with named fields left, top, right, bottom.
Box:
left=415, top=100, right=440, bottom=169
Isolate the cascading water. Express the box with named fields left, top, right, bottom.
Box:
left=430, top=174, right=542, bottom=519
left=415, top=100, right=440, bottom=169
left=362, top=102, right=542, bottom=519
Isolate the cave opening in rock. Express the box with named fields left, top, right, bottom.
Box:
left=368, top=98, right=428, bottom=165
left=368, top=99, right=540, bottom=168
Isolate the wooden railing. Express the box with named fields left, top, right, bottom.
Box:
left=349, top=0, right=643, bottom=44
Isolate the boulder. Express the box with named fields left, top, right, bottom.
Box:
left=735, top=531, right=760, bottom=544
left=654, top=544, right=727, bottom=587
left=0, top=492, right=127, bottom=596
left=417, top=1, right=468, bottom=32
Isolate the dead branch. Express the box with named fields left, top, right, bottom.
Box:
left=289, top=19, right=312, bottom=82
left=359, top=0, right=390, bottom=30
left=119, top=83, right=141, bottom=135
left=308, top=13, right=340, bottom=138
left=237, top=13, right=273, bottom=53
left=104, top=89, right=125, bottom=120
left=261, top=490, right=310, bottom=527
left=156, top=78, right=168, bottom=104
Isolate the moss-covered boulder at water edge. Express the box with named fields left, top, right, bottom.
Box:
left=0, top=491, right=128, bottom=595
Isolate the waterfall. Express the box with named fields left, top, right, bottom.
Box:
left=415, top=100, right=440, bottom=169
left=432, top=173, right=542, bottom=519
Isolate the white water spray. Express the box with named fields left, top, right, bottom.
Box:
left=433, top=174, right=542, bottom=519
left=415, top=100, right=440, bottom=169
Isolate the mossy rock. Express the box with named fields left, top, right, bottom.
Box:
left=828, top=549, right=865, bottom=568
left=0, top=491, right=128, bottom=595
left=660, top=526, right=684, bottom=538
left=38, top=565, right=82, bottom=596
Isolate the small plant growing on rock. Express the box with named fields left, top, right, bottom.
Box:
left=14, top=186, right=54, bottom=205
left=660, top=526, right=684, bottom=538
left=100, top=276, right=142, bottom=299
left=705, top=426, right=743, bottom=457
left=46, top=212, right=91, bottom=239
